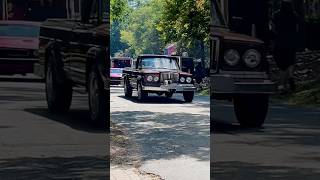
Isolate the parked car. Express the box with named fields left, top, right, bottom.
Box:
left=122, top=54, right=196, bottom=102
left=110, top=57, right=132, bottom=85
left=210, top=0, right=275, bottom=127
left=34, top=0, right=109, bottom=126
left=0, top=21, right=40, bottom=75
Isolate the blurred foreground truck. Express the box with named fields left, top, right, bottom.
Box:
left=34, top=0, right=109, bottom=126
left=210, top=0, right=275, bottom=127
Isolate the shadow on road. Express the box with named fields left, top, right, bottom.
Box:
left=0, top=156, right=109, bottom=180
left=119, top=95, right=186, bottom=104
left=111, top=111, right=210, bottom=162
left=25, top=108, right=108, bottom=134
left=211, top=100, right=320, bottom=147
left=211, top=161, right=320, bottom=180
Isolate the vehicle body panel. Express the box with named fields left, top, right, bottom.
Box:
left=0, top=21, right=40, bottom=75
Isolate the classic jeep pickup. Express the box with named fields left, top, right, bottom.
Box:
left=122, top=55, right=196, bottom=102
left=210, top=0, right=275, bottom=127
left=34, top=0, right=109, bottom=126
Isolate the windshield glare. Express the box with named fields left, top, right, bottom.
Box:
left=141, top=57, right=179, bottom=70
left=211, top=0, right=227, bottom=27
left=0, top=25, right=39, bottom=37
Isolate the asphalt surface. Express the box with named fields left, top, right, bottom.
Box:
left=110, top=87, right=210, bottom=180
left=0, top=77, right=108, bottom=179
left=212, top=99, right=320, bottom=180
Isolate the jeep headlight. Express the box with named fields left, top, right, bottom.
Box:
left=153, top=76, right=159, bottom=82
left=180, top=77, right=186, bottom=83
left=243, top=49, right=261, bottom=68
left=224, top=49, right=240, bottom=66
left=147, top=75, right=153, bottom=82
left=186, top=77, right=192, bottom=83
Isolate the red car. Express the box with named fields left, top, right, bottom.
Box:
left=0, top=21, right=40, bottom=75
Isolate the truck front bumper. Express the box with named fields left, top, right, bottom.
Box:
left=143, top=83, right=196, bottom=92
left=211, top=73, right=276, bottom=94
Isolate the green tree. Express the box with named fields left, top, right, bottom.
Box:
left=111, top=0, right=129, bottom=21
left=120, top=0, right=165, bottom=56
left=158, top=0, right=210, bottom=60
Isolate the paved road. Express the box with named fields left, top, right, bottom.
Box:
left=111, top=87, right=210, bottom=180
left=212, top=100, right=320, bottom=180
left=0, top=78, right=108, bottom=179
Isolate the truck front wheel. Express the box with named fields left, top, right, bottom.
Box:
left=233, top=94, right=269, bottom=128
left=46, top=51, right=72, bottom=113
left=88, top=66, right=108, bottom=125
left=165, top=91, right=174, bottom=98
left=124, top=78, right=133, bottom=97
left=137, top=83, right=147, bottom=101
left=183, top=91, right=194, bottom=102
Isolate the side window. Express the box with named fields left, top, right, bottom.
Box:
left=89, top=0, right=99, bottom=23
left=137, top=59, right=142, bottom=69
left=67, top=0, right=81, bottom=20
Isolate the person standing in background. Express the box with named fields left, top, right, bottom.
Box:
left=272, top=0, right=301, bottom=94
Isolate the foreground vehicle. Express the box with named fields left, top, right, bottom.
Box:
left=34, top=0, right=109, bottom=126
left=123, top=55, right=196, bottom=102
left=110, top=57, right=132, bottom=85
left=0, top=21, right=40, bottom=75
left=210, top=0, right=275, bottom=127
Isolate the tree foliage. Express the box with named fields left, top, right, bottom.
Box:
left=157, top=0, right=210, bottom=59
left=110, top=0, right=128, bottom=21
left=120, top=0, right=165, bottom=56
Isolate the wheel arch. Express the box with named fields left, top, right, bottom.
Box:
left=85, top=47, right=108, bottom=91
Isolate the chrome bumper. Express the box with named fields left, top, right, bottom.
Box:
left=211, top=74, right=276, bottom=94
left=143, top=83, right=196, bottom=92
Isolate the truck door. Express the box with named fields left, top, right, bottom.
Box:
left=69, top=0, right=102, bottom=85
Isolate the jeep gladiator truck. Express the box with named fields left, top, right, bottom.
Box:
left=122, top=54, right=196, bottom=102
left=34, top=0, right=109, bottom=125
left=210, top=0, right=275, bottom=127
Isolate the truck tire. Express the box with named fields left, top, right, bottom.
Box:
left=137, top=83, right=147, bottom=101
left=165, top=91, right=174, bottom=98
left=233, top=94, right=269, bottom=128
left=183, top=91, right=194, bottom=102
left=88, top=65, right=108, bottom=125
left=124, top=78, right=133, bottom=97
left=46, top=51, right=73, bottom=113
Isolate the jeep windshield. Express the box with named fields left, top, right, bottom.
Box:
left=141, top=57, right=179, bottom=70
left=211, top=0, right=227, bottom=28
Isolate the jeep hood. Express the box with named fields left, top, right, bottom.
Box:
left=212, top=28, right=264, bottom=44
left=140, top=69, right=192, bottom=76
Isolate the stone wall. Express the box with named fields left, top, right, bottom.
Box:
left=269, top=50, right=320, bottom=84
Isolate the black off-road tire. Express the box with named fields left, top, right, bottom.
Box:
left=46, top=50, right=73, bottom=113
left=124, top=78, right=133, bottom=98
left=88, top=66, right=108, bottom=126
left=165, top=91, right=174, bottom=98
left=183, top=91, right=194, bottom=103
left=233, top=94, right=269, bottom=128
left=137, top=83, right=147, bottom=101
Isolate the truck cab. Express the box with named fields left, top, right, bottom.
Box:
left=35, top=0, right=109, bottom=126
left=210, top=0, right=275, bottom=127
